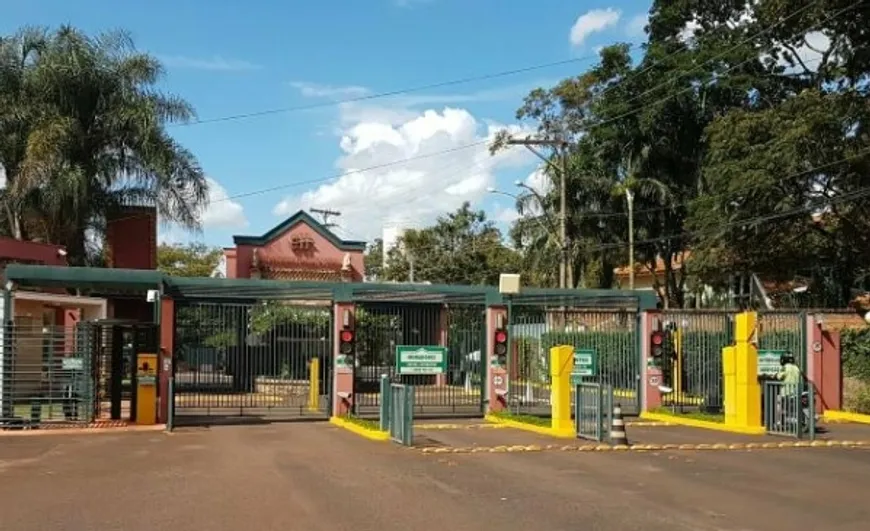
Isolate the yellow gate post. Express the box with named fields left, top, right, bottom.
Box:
left=721, top=311, right=764, bottom=433
left=308, top=358, right=320, bottom=412
left=549, top=345, right=575, bottom=436
left=135, top=353, right=158, bottom=425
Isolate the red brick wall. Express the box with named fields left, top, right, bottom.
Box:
left=105, top=206, right=157, bottom=270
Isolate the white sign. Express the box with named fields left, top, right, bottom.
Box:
left=649, top=376, right=660, bottom=386
left=62, top=358, right=84, bottom=371
left=493, top=376, right=504, bottom=386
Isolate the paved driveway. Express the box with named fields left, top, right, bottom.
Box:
left=1, top=423, right=868, bottom=530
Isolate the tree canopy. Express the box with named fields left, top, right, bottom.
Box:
left=157, top=242, right=223, bottom=278
left=0, top=26, right=208, bottom=265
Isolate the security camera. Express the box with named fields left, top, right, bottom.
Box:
left=146, top=289, right=159, bottom=303
left=57, top=248, right=67, bottom=257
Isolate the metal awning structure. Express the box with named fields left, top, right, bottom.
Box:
left=3, top=264, right=658, bottom=310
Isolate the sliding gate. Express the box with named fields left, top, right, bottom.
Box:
left=353, top=302, right=486, bottom=418
left=173, top=301, right=333, bottom=424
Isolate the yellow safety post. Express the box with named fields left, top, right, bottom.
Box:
left=308, top=358, right=320, bottom=412
left=549, top=345, right=574, bottom=436
left=721, top=311, right=762, bottom=432
left=135, top=353, right=158, bottom=425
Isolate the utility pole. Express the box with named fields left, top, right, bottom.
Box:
left=310, top=208, right=341, bottom=229
left=626, top=189, right=635, bottom=290
left=506, top=137, right=571, bottom=288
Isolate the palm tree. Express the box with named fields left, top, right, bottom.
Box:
left=1, top=26, right=208, bottom=264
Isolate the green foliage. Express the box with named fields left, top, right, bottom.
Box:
left=0, top=26, right=206, bottom=264
left=157, top=243, right=223, bottom=278
left=364, top=238, right=384, bottom=281
left=489, top=410, right=550, bottom=427
left=341, top=414, right=384, bottom=432
left=841, top=328, right=870, bottom=382
left=383, top=202, right=520, bottom=285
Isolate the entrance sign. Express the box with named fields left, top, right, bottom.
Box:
left=570, top=348, right=598, bottom=385
left=396, top=345, right=448, bottom=375
left=758, top=350, right=784, bottom=376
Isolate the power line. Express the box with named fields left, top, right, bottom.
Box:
left=173, top=51, right=626, bottom=127
left=309, top=208, right=341, bottom=229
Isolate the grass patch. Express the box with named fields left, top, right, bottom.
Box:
left=490, top=410, right=551, bottom=427
left=651, top=407, right=725, bottom=423
left=341, top=414, right=383, bottom=432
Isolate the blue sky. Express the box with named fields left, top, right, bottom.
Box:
left=2, top=0, right=652, bottom=248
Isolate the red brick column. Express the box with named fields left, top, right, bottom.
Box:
left=486, top=305, right=508, bottom=413
left=158, top=297, right=175, bottom=424
left=640, top=311, right=663, bottom=412
left=332, top=302, right=355, bottom=417
left=435, top=305, right=448, bottom=386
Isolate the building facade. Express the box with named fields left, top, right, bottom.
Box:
left=223, top=210, right=367, bottom=282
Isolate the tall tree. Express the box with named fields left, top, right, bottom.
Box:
left=383, top=202, right=520, bottom=285
left=157, top=242, right=223, bottom=277
left=364, top=238, right=384, bottom=281
left=0, top=26, right=208, bottom=264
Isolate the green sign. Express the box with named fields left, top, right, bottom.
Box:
left=396, top=345, right=448, bottom=375
left=571, top=348, right=598, bottom=382
left=758, top=349, right=784, bottom=376
left=336, top=354, right=353, bottom=370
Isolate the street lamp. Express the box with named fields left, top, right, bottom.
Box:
left=486, top=186, right=557, bottom=237
left=505, top=137, right=570, bottom=289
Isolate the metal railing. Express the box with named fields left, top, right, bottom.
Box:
left=575, top=382, right=613, bottom=442
left=388, top=383, right=415, bottom=446
left=762, top=380, right=815, bottom=439
left=1, top=324, right=96, bottom=428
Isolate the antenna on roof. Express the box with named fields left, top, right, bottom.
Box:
left=310, top=208, right=341, bottom=229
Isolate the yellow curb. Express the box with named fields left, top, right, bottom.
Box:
left=414, top=423, right=507, bottom=430
left=418, top=440, right=870, bottom=455
left=328, top=417, right=390, bottom=442
left=824, top=410, right=870, bottom=425
left=640, top=412, right=767, bottom=435
left=626, top=421, right=677, bottom=427
left=484, top=414, right=576, bottom=439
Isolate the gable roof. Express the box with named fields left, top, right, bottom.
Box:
left=232, top=209, right=367, bottom=251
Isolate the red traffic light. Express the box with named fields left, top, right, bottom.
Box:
left=340, top=330, right=354, bottom=343
left=651, top=331, right=663, bottom=345
left=495, top=330, right=507, bottom=344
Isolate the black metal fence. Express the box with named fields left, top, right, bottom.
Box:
left=352, top=302, right=485, bottom=418
left=1, top=323, right=96, bottom=428
left=173, top=301, right=333, bottom=424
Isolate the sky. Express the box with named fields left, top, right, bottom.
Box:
left=2, top=0, right=655, bottom=248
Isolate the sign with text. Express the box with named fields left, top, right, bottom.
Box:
left=571, top=348, right=598, bottom=384
left=758, top=349, right=784, bottom=376
left=396, top=346, right=448, bottom=375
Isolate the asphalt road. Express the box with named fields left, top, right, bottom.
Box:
left=1, top=423, right=869, bottom=531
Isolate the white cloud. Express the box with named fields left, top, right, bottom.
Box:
left=493, top=205, right=520, bottom=225
left=201, top=177, right=248, bottom=229
left=273, top=105, right=535, bottom=241
left=290, top=81, right=371, bottom=99
left=159, top=55, right=261, bottom=71
left=570, top=8, right=622, bottom=47
left=626, top=13, right=648, bottom=37
left=782, top=31, right=831, bottom=71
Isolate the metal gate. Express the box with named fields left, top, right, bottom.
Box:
left=509, top=308, right=641, bottom=415
left=353, top=302, right=485, bottom=418
left=388, top=383, right=415, bottom=446
left=575, top=382, right=613, bottom=442
left=173, top=301, right=333, bottom=424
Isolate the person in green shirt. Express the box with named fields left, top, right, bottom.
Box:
left=774, top=352, right=801, bottom=397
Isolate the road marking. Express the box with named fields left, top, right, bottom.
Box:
left=418, top=440, right=870, bottom=454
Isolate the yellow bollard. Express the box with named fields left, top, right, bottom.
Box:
left=721, top=312, right=762, bottom=432
left=549, top=345, right=574, bottom=436
left=308, top=358, right=320, bottom=412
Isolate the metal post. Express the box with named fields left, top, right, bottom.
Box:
left=560, top=148, right=569, bottom=289
left=626, top=189, right=635, bottom=290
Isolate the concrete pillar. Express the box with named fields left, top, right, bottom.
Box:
left=486, top=305, right=508, bottom=413
left=157, top=297, right=175, bottom=424
left=640, top=311, right=663, bottom=412
left=332, top=302, right=355, bottom=417
left=435, top=305, right=448, bottom=386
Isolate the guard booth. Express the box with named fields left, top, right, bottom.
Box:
left=89, top=320, right=159, bottom=423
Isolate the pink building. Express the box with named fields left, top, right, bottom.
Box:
left=223, top=210, right=366, bottom=282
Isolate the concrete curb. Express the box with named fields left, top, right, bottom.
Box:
left=329, top=416, right=390, bottom=441
left=640, top=412, right=767, bottom=435
left=484, top=414, right=575, bottom=439
left=419, top=439, right=870, bottom=455
left=823, top=410, right=870, bottom=425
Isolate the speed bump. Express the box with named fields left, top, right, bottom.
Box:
left=417, top=440, right=870, bottom=455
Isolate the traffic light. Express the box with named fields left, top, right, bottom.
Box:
left=650, top=330, right=665, bottom=359
left=339, top=328, right=355, bottom=355
left=494, top=327, right=508, bottom=359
